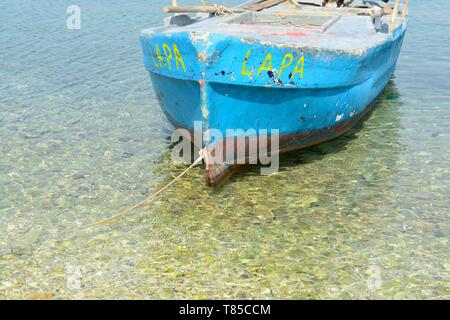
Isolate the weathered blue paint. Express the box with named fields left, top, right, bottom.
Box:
left=139, top=2, right=407, bottom=184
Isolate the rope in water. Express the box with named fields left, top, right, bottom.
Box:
left=85, top=149, right=206, bottom=228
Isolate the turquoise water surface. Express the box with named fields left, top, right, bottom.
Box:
left=0, top=1, right=449, bottom=299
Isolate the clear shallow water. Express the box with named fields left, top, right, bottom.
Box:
left=0, top=0, right=448, bottom=299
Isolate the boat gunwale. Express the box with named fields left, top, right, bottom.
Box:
left=141, top=15, right=408, bottom=57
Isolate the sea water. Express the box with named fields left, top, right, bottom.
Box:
left=0, top=0, right=448, bottom=299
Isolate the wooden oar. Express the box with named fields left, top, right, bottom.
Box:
left=164, top=0, right=288, bottom=14
left=163, top=5, right=246, bottom=14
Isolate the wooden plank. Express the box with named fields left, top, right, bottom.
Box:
left=273, top=7, right=394, bottom=17
left=390, top=0, right=400, bottom=32
left=402, top=0, right=409, bottom=18
left=244, top=0, right=287, bottom=12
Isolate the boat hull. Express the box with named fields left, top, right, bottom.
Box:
left=140, top=21, right=407, bottom=185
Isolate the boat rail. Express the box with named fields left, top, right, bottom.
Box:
left=390, top=0, right=408, bottom=32
left=164, top=0, right=409, bottom=32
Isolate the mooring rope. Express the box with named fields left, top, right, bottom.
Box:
left=85, top=149, right=206, bottom=228
left=213, top=4, right=234, bottom=16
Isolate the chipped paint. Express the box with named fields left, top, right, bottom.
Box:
left=197, top=51, right=208, bottom=63
left=241, top=37, right=256, bottom=44
left=190, top=31, right=212, bottom=44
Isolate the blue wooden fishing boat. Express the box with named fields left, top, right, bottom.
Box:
left=140, top=0, right=408, bottom=186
